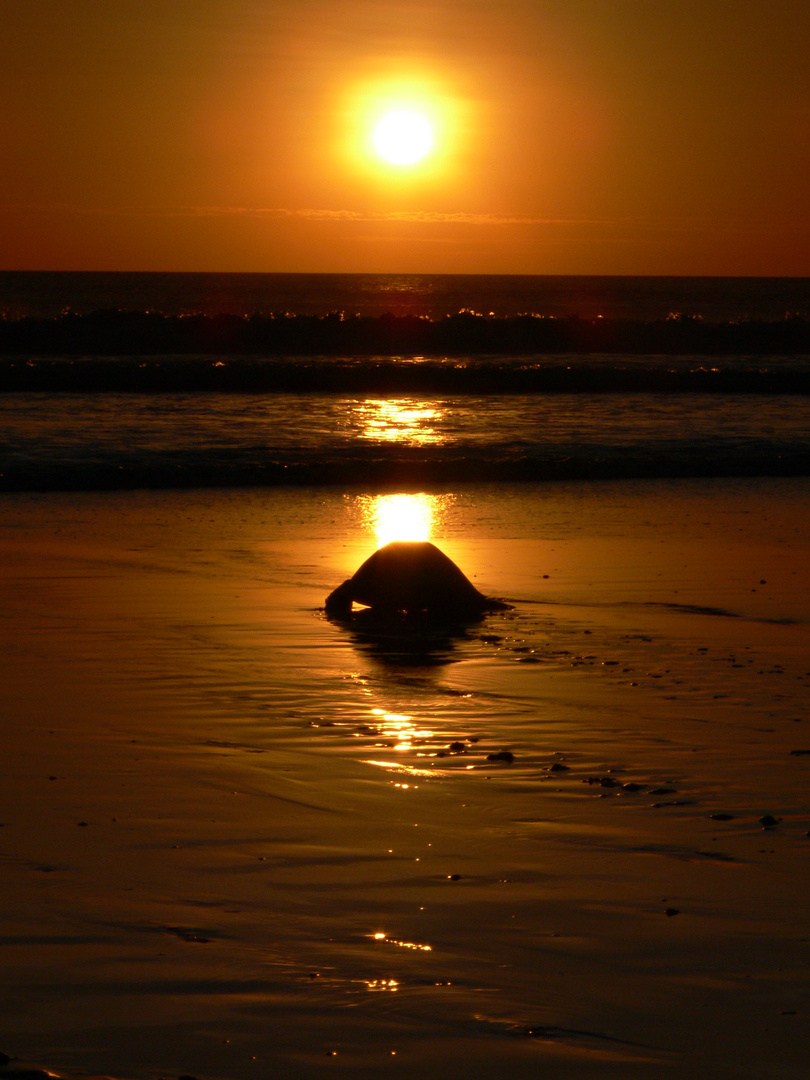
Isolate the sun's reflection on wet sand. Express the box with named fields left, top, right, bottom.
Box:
left=360, top=705, right=437, bottom=776
left=363, top=978, right=400, bottom=991
left=371, top=931, right=432, bottom=952
left=369, top=706, right=434, bottom=751
left=353, top=705, right=481, bottom=778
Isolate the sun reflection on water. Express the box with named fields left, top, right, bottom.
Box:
left=376, top=493, right=433, bottom=545
left=355, top=490, right=457, bottom=547
left=345, top=399, right=457, bottom=546
left=355, top=398, right=444, bottom=445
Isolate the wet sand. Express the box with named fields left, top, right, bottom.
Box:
left=1, top=479, right=809, bottom=1080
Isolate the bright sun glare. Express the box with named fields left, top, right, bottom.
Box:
left=371, top=493, right=434, bottom=546
left=373, top=109, right=433, bottom=165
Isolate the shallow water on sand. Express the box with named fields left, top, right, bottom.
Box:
left=1, top=479, right=809, bottom=1079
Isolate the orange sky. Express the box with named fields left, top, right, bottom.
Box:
left=2, top=0, right=809, bottom=274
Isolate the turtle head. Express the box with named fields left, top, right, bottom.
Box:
left=325, top=579, right=355, bottom=618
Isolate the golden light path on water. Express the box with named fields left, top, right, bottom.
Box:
left=348, top=398, right=458, bottom=544
left=344, top=401, right=472, bottom=800
left=354, top=398, right=444, bottom=445
left=361, top=492, right=435, bottom=546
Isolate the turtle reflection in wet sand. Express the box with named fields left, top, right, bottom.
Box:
left=325, top=541, right=510, bottom=620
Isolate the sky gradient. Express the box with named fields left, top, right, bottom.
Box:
left=3, top=0, right=809, bottom=274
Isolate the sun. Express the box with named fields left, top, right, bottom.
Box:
left=372, top=109, right=434, bottom=166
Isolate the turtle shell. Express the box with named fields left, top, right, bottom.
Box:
left=345, top=541, right=492, bottom=615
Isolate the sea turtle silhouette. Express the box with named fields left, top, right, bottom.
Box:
left=325, top=540, right=509, bottom=619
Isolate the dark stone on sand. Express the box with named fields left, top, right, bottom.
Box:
left=0, top=1052, right=11, bottom=1067
left=487, top=751, right=515, bottom=763
left=709, top=813, right=734, bottom=821
left=447, top=874, right=462, bottom=880
left=790, top=749, right=810, bottom=755
left=648, top=787, right=676, bottom=795
left=759, top=814, right=782, bottom=828
left=664, top=908, right=680, bottom=917
left=622, top=782, right=642, bottom=792
left=448, top=741, right=467, bottom=753
left=549, top=762, right=569, bottom=772
left=325, top=541, right=509, bottom=619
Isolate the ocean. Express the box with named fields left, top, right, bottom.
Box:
left=1, top=271, right=809, bottom=491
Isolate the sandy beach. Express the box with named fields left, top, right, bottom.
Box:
left=1, top=478, right=808, bottom=1080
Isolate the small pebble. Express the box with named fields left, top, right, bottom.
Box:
left=759, top=814, right=781, bottom=828
left=622, top=782, right=642, bottom=792
left=487, top=751, right=514, bottom=763
left=709, top=813, right=734, bottom=821
left=549, top=762, right=569, bottom=772
left=665, top=908, right=680, bottom=917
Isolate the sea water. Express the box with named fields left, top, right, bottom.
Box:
left=1, top=389, right=808, bottom=491
left=3, top=270, right=810, bottom=321
left=0, top=272, right=809, bottom=492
